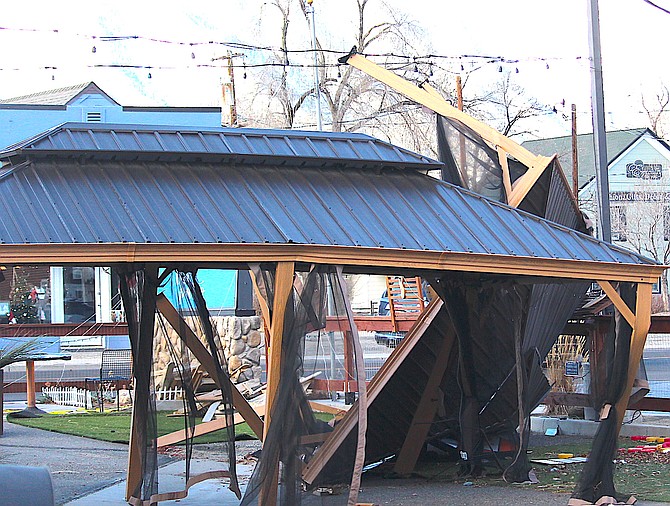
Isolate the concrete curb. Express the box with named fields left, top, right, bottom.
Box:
left=531, top=415, right=670, bottom=438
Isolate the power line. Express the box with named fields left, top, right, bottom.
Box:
left=641, top=0, right=670, bottom=15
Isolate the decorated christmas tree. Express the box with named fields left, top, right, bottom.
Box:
left=10, top=267, right=39, bottom=323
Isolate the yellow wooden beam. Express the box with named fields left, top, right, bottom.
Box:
left=344, top=53, right=554, bottom=203
left=597, top=281, right=636, bottom=328
left=0, top=243, right=663, bottom=284
left=497, top=146, right=513, bottom=202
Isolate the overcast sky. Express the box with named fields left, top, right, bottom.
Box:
left=1, top=0, right=669, bottom=139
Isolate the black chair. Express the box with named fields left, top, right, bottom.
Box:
left=85, top=349, right=133, bottom=412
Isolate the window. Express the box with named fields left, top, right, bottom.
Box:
left=611, top=206, right=627, bottom=242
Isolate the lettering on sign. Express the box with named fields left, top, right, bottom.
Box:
left=625, top=159, right=663, bottom=179
left=610, top=191, right=670, bottom=202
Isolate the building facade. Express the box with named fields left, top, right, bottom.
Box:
left=523, top=128, right=670, bottom=310
left=0, top=84, right=238, bottom=346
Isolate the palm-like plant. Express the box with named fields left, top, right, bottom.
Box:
left=0, top=339, right=41, bottom=368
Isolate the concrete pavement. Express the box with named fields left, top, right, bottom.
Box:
left=2, top=399, right=669, bottom=505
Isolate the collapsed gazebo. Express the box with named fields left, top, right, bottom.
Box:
left=0, top=119, right=663, bottom=505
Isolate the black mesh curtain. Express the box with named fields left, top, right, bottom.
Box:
left=121, top=266, right=238, bottom=505
left=242, top=264, right=367, bottom=506
left=436, top=115, right=505, bottom=202
left=431, top=274, right=589, bottom=482
left=571, top=283, right=637, bottom=505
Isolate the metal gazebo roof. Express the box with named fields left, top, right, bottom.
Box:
left=0, top=123, right=662, bottom=283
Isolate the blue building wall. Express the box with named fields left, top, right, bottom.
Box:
left=0, top=91, right=222, bottom=148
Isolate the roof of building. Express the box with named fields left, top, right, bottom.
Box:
left=0, top=123, right=656, bottom=276
left=521, top=128, right=654, bottom=190
left=0, top=82, right=119, bottom=106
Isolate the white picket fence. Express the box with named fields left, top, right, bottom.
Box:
left=42, top=386, right=92, bottom=408
left=155, top=387, right=183, bottom=401
left=41, top=385, right=184, bottom=408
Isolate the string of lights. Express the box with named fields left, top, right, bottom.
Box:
left=0, top=24, right=589, bottom=68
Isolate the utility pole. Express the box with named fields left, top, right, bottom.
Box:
left=213, top=51, right=243, bottom=127
left=587, top=0, right=611, bottom=242
left=307, top=0, right=323, bottom=130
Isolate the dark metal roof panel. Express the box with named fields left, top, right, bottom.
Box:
left=0, top=158, right=656, bottom=268
left=1, top=123, right=440, bottom=170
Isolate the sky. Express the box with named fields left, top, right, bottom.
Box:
left=1, top=0, right=670, bottom=140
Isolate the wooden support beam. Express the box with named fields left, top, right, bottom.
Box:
left=344, top=53, right=551, bottom=172
left=343, top=52, right=554, bottom=207
left=302, top=298, right=444, bottom=485
left=497, top=146, right=513, bottom=202
left=157, top=404, right=266, bottom=448
left=260, top=261, right=295, bottom=506
left=615, top=283, right=653, bottom=430
left=597, top=280, right=636, bottom=328
left=263, top=261, right=295, bottom=440
left=126, top=267, right=158, bottom=502
left=155, top=294, right=264, bottom=439
left=393, top=322, right=456, bottom=475
left=0, top=243, right=663, bottom=284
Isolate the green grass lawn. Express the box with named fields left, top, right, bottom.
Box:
left=8, top=410, right=257, bottom=444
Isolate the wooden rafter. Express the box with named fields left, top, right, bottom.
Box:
left=393, top=321, right=456, bottom=475
left=0, top=243, right=663, bottom=284
left=342, top=52, right=554, bottom=207
left=302, top=297, right=444, bottom=485
left=596, top=280, right=636, bottom=328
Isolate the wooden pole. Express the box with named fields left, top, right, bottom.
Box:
left=572, top=104, right=579, bottom=198
left=261, top=261, right=295, bottom=506
left=126, top=267, right=159, bottom=502
left=25, top=360, right=36, bottom=408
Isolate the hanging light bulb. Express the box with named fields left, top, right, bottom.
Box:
left=414, top=64, right=419, bottom=73
left=191, top=52, right=195, bottom=59
left=546, top=62, right=550, bottom=70
left=515, top=67, right=519, bottom=73
left=461, top=64, right=465, bottom=71
left=52, top=74, right=55, bottom=81
left=428, top=64, right=433, bottom=77
left=243, top=63, right=247, bottom=79
left=498, top=66, right=503, bottom=72
left=92, top=46, right=97, bottom=54
left=147, top=72, right=152, bottom=79
left=337, top=65, right=341, bottom=78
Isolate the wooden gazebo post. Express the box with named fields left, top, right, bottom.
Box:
left=256, top=261, right=295, bottom=504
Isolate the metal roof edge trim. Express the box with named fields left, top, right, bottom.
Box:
left=0, top=122, right=443, bottom=170
left=0, top=243, right=663, bottom=283
left=9, top=148, right=442, bottom=169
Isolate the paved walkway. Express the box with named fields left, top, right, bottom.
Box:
left=1, top=401, right=669, bottom=505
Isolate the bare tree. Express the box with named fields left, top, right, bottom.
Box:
left=641, top=84, right=670, bottom=138
left=466, top=71, right=549, bottom=138
left=623, top=186, right=670, bottom=311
